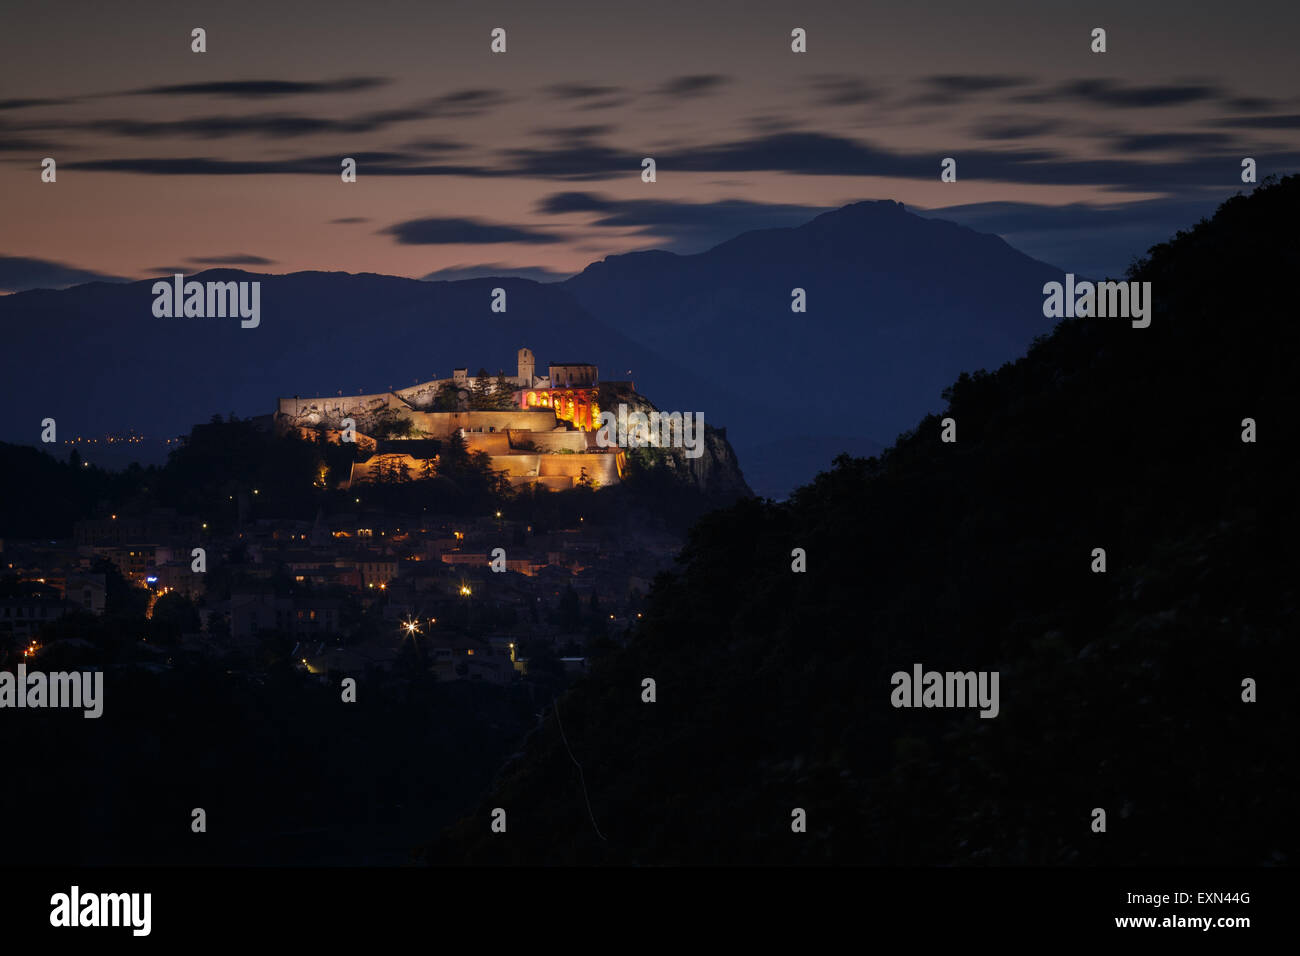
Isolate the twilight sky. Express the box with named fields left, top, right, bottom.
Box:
left=2, top=0, right=1298, bottom=291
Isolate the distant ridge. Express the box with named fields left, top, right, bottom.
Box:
left=4, top=199, right=1069, bottom=496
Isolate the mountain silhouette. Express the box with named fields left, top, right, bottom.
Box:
left=563, top=200, right=1067, bottom=493
left=3, top=201, right=1066, bottom=495
left=0, top=270, right=742, bottom=468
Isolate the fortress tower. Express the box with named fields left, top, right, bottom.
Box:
left=517, top=347, right=536, bottom=387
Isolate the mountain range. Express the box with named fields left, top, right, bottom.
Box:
left=0, top=201, right=1067, bottom=496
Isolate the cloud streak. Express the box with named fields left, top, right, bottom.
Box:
left=536, top=192, right=828, bottom=251
left=381, top=217, right=561, bottom=245
left=653, top=74, right=730, bottom=98
left=119, top=77, right=391, bottom=99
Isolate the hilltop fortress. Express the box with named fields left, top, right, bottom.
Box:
left=275, top=348, right=629, bottom=491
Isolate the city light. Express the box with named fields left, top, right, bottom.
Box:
left=402, top=619, right=421, bottom=636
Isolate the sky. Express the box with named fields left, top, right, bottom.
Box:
left=2, top=0, right=1299, bottom=291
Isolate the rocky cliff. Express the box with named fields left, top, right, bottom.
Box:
left=597, top=382, right=752, bottom=501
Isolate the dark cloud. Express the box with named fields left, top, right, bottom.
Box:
left=925, top=75, right=1032, bottom=93
left=1017, top=79, right=1222, bottom=108
left=421, top=263, right=571, bottom=282
left=497, top=143, right=642, bottom=180
left=650, top=131, right=1296, bottom=192
left=63, top=154, right=503, bottom=176
left=901, top=74, right=1034, bottom=107
left=62, top=105, right=444, bottom=140
left=534, top=191, right=827, bottom=251
left=0, top=98, right=72, bottom=110
left=1217, top=113, right=1300, bottom=129
left=420, top=88, right=510, bottom=118
left=61, top=91, right=499, bottom=139
left=574, top=96, right=631, bottom=111
left=531, top=125, right=617, bottom=140
left=536, top=192, right=616, bottom=214
left=661, top=132, right=980, bottom=177
left=328, top=217, right=370, bottom=224
left=544, top=83, right=623, bottom=100
left=0, top=135, right=60, bottom=152
left=1110, top=131, right=1234, bottom=153
left=0, top=256, right=124, bottom=293
left=806, top=74, right=880, bottom=106
left=381, top=217, right=561, bottom=246
left=399, top=138, right=469, bottom=153
left=7, top=87, right=503, bottom=144
left=121, top=77, right=390, bottom=98
left=970, top=116, right=1062, bottom=140
left=186, top=254, right=277, bottom=265
left=653, top=75, right=729, bottom=98
left=60, top=132, right=1299, bottom=193
left=1224, top=96, right=1283, bottom=112
left=72, top=115, right=343, bottom=139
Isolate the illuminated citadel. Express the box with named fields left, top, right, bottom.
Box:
left=275, top=348, right=628, bottom=490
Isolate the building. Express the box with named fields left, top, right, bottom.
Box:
left=295, top=347, right=627, bottom=492
left=0, top=584, right=71, bottom=641
left=546, top=363, right=598, bottom=387
left=65, top=572, right=108, bottom=615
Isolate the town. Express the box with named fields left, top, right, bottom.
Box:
left=0, top=345, right=743, bottom=691
left=0, top=477, right=682, bottom=684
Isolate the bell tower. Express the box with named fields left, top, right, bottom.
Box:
left=517, top=347, right=535, bottom=387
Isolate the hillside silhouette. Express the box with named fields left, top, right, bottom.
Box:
left=427, top=176, right=1298, bottom=865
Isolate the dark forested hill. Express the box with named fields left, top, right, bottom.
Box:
left=427, top=176, right=1298, bottom=865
